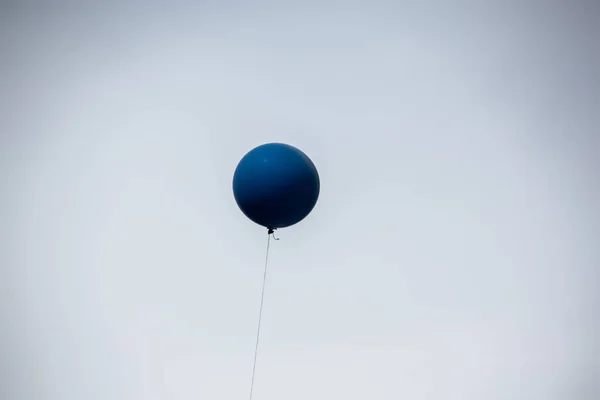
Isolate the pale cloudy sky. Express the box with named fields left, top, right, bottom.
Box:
left=1, top=2, right=599, bottom=400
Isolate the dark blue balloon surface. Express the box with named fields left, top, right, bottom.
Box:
left=233, top=143, right=320, bottom=229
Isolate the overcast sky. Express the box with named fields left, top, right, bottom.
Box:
left=2, top=2, right=599, bottom=400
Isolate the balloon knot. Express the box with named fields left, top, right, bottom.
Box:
left=267, top=228, right=280, bottom=240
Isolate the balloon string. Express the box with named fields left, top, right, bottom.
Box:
left=248, top=231, right=274, bottom=400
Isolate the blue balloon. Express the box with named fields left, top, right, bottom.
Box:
left=233, top=143, right=320, bottom=230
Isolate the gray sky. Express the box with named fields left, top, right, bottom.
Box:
left=2, top=2, right=599, bottom=399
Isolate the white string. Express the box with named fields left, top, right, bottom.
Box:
left=248, top=233, right=272, bottom=400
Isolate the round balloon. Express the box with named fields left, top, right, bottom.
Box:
left=232, top=143, right=320, bottom=229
